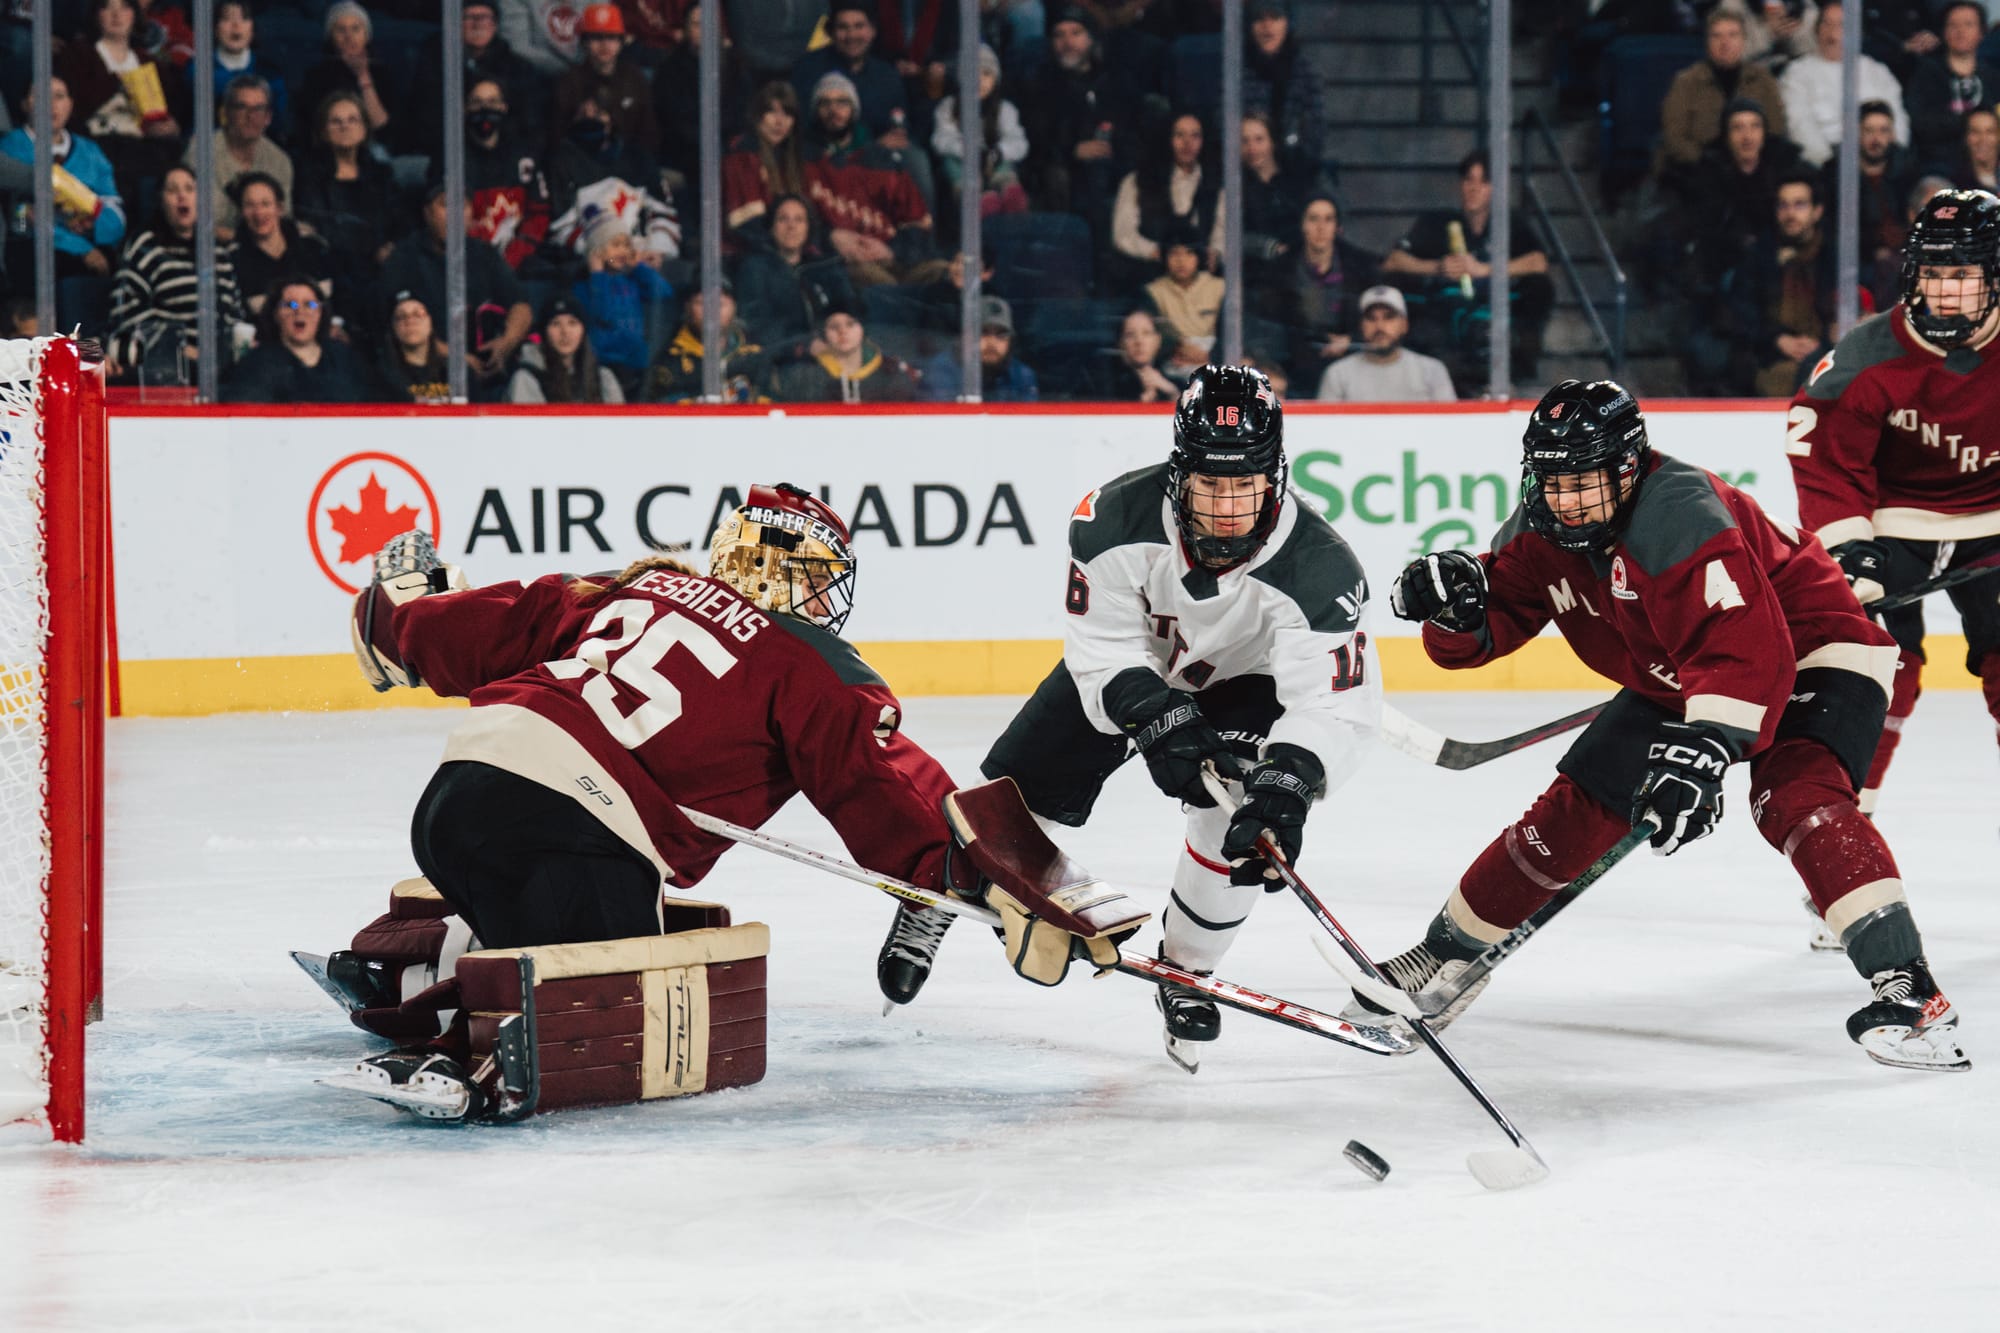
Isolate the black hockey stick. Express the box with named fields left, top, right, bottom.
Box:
left=675, top=804, right=1418, bottom=1059
left=1202, top=773, right=1550, bottom=1190
left=1380, top=699, right=1607, bottom=771
left=1872, top=551, right=2000, bottom=613
left=1374, top=816, right=1657, bottom=1022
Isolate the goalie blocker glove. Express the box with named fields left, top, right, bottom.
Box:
left=351, top=529, right=470, bottom=691
left=1219, top=744, right=1325, bottom=888
left=1631, top=719, right=1735, bottom=855
left=1829, top=539, right=1888, bottom=606
left=1391, top=550, right=1487, bottom=632
left=1102, top=667, right=1245, bottom=807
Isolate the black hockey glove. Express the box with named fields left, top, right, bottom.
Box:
left=1829, top=539, right=1889, bottom=606
left=1103, top=667, right=1244, bottom=807
left=1630, top=720, right=1735, bottom=856
left=1220, top=744, right=1325, bottom=888
left=1391, top=550, right=1487, bottom=632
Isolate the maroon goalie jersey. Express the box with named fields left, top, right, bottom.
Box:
left=1425, top=455, right=1898, bottom=756
left=384, top=566, right=957, bottom=893
left=1789, top=305, right=2000, bottom=549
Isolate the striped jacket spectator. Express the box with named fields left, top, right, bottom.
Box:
left=107, top=168, right=244, bottom=379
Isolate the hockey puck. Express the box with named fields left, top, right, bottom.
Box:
left=1343, top=1140, right=1390, bottom=1182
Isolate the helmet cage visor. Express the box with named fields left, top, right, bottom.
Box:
left=1902, top=253, right=2000, bottom=347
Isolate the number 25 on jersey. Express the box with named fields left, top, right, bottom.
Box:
left=545, top=600, right=740, bottom=748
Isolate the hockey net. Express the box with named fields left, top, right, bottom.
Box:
left=0, top=337, right=106, bottom=1143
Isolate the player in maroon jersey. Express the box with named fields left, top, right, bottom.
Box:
left=348, top=484, right=962, bottom=948
left=329, top=484, right=1105, bottom=1117
left=1351, top=380, right=1967, bottom=1071
left=1788, top=188, right=2000, bottom=817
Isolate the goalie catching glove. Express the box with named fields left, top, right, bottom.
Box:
left=1102, top=667, right=1245, bottom=807
left=351, top=529, right=469, bottom=691
left=1219, top=744, right=1324, bottom=888
left=943, top=778, right=1150, bottom=986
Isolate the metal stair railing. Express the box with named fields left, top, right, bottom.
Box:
left=1520, top=105, right=1627, bottom=376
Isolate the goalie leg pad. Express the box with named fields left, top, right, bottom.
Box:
left=944, top=778, right=1151, bottom=985
left=453, top=916, right=770, bottom=1117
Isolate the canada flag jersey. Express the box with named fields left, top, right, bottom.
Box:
left=1788, top=306, right=2000, bottom=545
left=1425, top=455, right=1896, bottom=754
left=388, top=569, right=957, bottom=892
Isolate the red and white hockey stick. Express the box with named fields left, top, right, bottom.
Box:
left=1201, top=771, right=1549, bottom=1191
left=675, top=804, right=1417, bottom=1059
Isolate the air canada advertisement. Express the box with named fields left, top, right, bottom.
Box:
left=110, top=407, right=1800, bottom=663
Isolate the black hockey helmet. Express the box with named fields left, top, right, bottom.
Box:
left=1167, top=364, right=1286, bottom=567
left=1900, top=188, right=2000, bottom=348
left=1520, top=378, right=1649, bottom=553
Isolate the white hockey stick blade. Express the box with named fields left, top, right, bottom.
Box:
left=1378, top=704, right=1449, bottom=765
left=1307, top=932, right=1421, bottom=1019
left=1466, top=1144, right=1550, bottom=1191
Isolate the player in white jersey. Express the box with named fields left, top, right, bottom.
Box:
left=875, top=364, right=1382, bottom=1069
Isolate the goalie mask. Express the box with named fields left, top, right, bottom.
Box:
left=709, top=483, right=858, bottom=634
left=1520, top=378, right=1649, bottom=553
left=1900, top=188, right=2000, bottom=349
left=1167, top=364, right=1286, bottom=568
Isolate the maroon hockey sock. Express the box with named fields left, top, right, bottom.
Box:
left=1861, top=649, right=1923, bottom=808
left=1456, top=776, right=1628, bottom=932
left=1980, top=653, right=2000, bottom=739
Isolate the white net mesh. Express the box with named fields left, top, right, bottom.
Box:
left=0, top=337, right=50, bottom=1125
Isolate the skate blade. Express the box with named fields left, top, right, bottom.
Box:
left=1859, top=1024, right=1972, bottom=1072
left=1162, top=1031, right=1200, bottom=1075
left=290, top=951, right=354, bottom=1012
left=317, top=1070, right=472, bottom=1120
left=1467, top=1145, right=1550, bottom=1191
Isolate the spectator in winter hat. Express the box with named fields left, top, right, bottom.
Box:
left=296, top=2, right=400, bottom=150
left=409, top=0, right=551, bottom=158
left=555, top=4, right=660, bottom=155
left=917, top=294, right=1039, bottom=401
left=511, top=294, right=625, bottom=403
left=791, top=0, right=910, bottom=145
left=930, top=43, right=1030, bottom=216
left=770, top=301, right=919, bottom=401
left=572, top=210, right=675, bottom=395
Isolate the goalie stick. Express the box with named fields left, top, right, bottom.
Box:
left=1379, top=699, right=1606, bottom=770
left=1339, top=816, right=1657, bottom=1022
left=674, top=804, right=1418, bottom=1059
left=1202, top=770, right=1548, bottom=1191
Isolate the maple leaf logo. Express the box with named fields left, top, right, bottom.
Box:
left=327, top=472, right=421, bottom=564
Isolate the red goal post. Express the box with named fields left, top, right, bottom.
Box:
left=0, top=336, right=108, bottom=1143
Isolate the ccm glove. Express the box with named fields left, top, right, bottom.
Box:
left=1631, top=720, right=1735, bottom=855
left=1391, top=550, right=1488, bottom=632
left=1220, top=743, right=1325, bottom=888
left=1103, top=668, right=1244, bottom=807
left=1829, top=539, right=1888, bottom=606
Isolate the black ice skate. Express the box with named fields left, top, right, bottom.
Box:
left=1154, top=956, right=1220, bottom=1075
left=1337, top=941, right=1489, bottom=1050
left=318, top=1050, right=486, bottom=1121
left=1847, top=958, right=1971, bottom=1072
left=877, top=902, right=954, bottom=1010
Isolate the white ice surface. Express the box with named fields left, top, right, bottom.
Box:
left=3, top=692, right=1998, bottom=1331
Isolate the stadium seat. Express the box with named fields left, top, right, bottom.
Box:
left=984, top=213, right=1093, bottom=303
left=1167, top=35, right=1223, bottom=120
left=1020, top=297, right=1127, bottom=397
left=1598, top=34, right=1703, bottom=203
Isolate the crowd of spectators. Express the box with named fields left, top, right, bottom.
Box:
left=0, top=0, right=1538, bottom=403
left=1612, top=0, right=2000, bottom=395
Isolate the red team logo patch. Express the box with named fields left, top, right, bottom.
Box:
left=308, top=452, right=441, bottom=594
left=1610, top=555, right=1636, bottom=599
